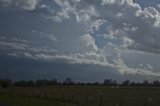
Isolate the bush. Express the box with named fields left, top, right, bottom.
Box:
left=0, top=79, right=12, bottom=88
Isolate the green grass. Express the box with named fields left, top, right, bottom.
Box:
left=0, top=95, right=80, bottom=106
left=1, top=86, right=160, bottom=106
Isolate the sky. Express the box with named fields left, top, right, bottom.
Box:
left=1, top=0, right=160, bottom=82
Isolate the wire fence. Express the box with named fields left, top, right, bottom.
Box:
left=1, top=88, right=160, bottom=106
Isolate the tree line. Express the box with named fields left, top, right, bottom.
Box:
left=0, top=78, right=160, bottom=88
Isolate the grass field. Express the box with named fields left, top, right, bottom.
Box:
left=1, top=86, right=160, bottom=106
left=0, top=95, right=80, bottom=106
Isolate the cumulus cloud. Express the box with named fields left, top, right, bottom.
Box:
left=1, top=0, right=40, bottom=10
left=97, top=0, right=160, bottom=54
left=1, top=0, right=160, bottom=79
left=1, top=37, right=159, bottom=77
left=45, top=0, right=160, bottom=54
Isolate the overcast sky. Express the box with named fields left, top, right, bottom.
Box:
left=1, top=0, right=160, bottom=82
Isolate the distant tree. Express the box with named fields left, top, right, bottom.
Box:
left=86, top=82, right=92, bottom=86
left=130, top=82, right=136, bottom=86
left=4, top=78, right=160, bottom=87
left=26, top=80, right=35, bottom=86
left=152, top=80, right=160, bottom=87
left=14, top=80, right=25, bottom=86
left=122, top=80, right=130, bottom=86
left=143, top=80, right=150, bottom=86
left=0, top=79, right=12, bottom=88
left=93, top=82, right=100, bottom=86
left=65, top=78, right=72, bottom=83
left=35, top=79, right=52, bottom=86
left=104, top=79, right=112, bottom=85
left=63, top=78, right=74, bottom=86
left=14, top=80, right=35, bottom=86
left=76, top=82, right=85, bottom=86
left=112, top=80, right=118, bottom=86
left=35, top=80, right=43, bottom=86
left=51, top=78, right=58, bottom=85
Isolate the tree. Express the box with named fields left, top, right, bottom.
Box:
left=152, top=80, right=160, bottom=87
left=143, top=80, right=150, bottom=86
left=0, top=79, right=12, bottom=88
left=35, top=79, right=52, bottom=86
left=112, top=80, right=118, bottom=86
left=104, top=79, right=113, bottom=86
left=51, top=78, right=58, bottom=86
left=26, top=80, right=35, bottom=86
left=122, top=80, right=130, bottom=86
left=63, top=78, right=74, bottom=86
left=14, top=80, right=35, bottom=86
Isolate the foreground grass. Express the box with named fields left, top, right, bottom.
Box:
left=0, top=95, right=80, bottom=106
left=1, top=86, right=160, bottom=106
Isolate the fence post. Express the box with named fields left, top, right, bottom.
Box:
left=71, top=95, right=74, bottom=102
left=144, top=99, right=149, bottom=106
left=52, top=92, right=55, bottom=99
left=19, top=91, right=23, bottom=97
left=31, top=91, right=34, bottom=97
left=36, top=91, right=40, bottom=98
left=14, top=90, right=17, bottom=96
left=44, top=92, right=47, bottom=98
left=85, top=96, right=88, bottom=104
left=119, top=100, right=124, bottom=106
left=62, top=93, right=65, bottom=101
left=99, top=96, right=104, bottom=106
left=11, top=89, right=14, bottom=96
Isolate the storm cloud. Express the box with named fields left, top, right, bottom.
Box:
left=1, top=0, right=160, bottom=81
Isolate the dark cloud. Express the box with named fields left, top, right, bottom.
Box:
left=0, top=54, right=158, bottom=82
left=1, top=0, right=160, bottom=81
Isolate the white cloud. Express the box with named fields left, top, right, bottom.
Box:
left=99, top=0, right=160, bottom=54
left=157, top=4, right=160, bottom=9
left=0, top=37, right=57, bottom=59
left=1, top=0, right=40, bottom=10
left=40, top=33, right=58, bottom=42
left=1, top=0, right=12, bottom=4
left=16, top=0, right=39, bottom=10
left=78, top=34, right=98, bottom=53
left=2, top=0, right=160, bottom=78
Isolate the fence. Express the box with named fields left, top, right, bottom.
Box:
left=1, top=88, right=160, bottom=106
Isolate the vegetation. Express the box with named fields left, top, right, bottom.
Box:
left=0, top=95, right=80, bottom=106
left=1, top=86, right=160, bottom=106
left=1, top=78, right=160, bottom=87
left=1, top=78, right=160, bottom=106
